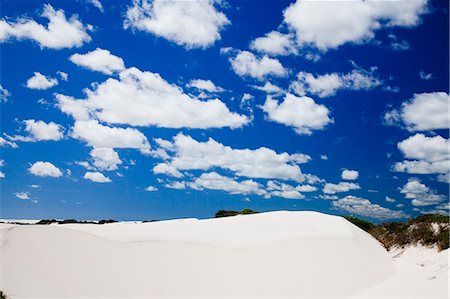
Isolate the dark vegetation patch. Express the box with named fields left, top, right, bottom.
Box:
left=35, top=219, right=118, bottom=225
left=215, top=208, right=258, bottom=218
left=0, top=290, right=8, bottom=299
left=344, top=214, right=449, bottom=251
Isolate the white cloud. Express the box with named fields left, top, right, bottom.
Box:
left=26, top=72, right=58, bottom=90
left=165, top=181, right=186, bottom=189
left=0, top=159, right=4, bottom=178
left=385, top=196, right=396, bottom=203
left=228, top=50, right=287, bottom=80
left=30, top=184, right=41, bottom=189
left=385, top=92, right=449, bottom=131
left=76, top=161, right=96, bottom=170
left=87, top=0, right=104, bottom=12
left=332, top=195, right=408, bottom=220
left=0, top=4, right=91, bottom=49
left=341, top=169, right=359, bottom=181
left=320, top=155, right=328, bottom=160
left=57, top=71, right=68, bottom=81
left=0, top=85, right=11, bottom=102
left=84, top=171, right=112, bottom=183
left=90, top=148, right=122, bottom=171
left=251, top=82, right=284, bottom=95
left=323, top=182, right=360, bottom=194
left=153, top=133, right=312, bottom=182
left=187, top=79, right=224, bottom=93
left=11, top=119, right=64, bottom=142
left=124, top=0, right=229, bottom=49
left=262, top=94, right=333, bottom=135
left=437, top=173, right=450, bottom=184
left=290, top=68, right=381, bottom=98
left=400, top=178, right=445, bottom=206
left=250, top=31, right=297, bottom=56
left=283, top=0, right=427, bottom=51
left=145, top=185, right=158, bottom=192
left=70, top=48, right=125, bottom=75
left=28, top=161, right=63, bottom=177
left=71, top=120, right=151, bottom=151
left=394, top=134, right=449, bottom=174
left=419, top=71, right=432, bottom=80
left=0, top=136, right=18, bottom=148
left=153, top=163, right=184, bottom=178
left=56, top=67, right=248, bottom=129
left=192, top=172, right=267, bottom=196
left=15, top=191, right=30, bottom=200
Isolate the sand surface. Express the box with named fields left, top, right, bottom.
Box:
left=0, top=211, right=448, bottom=298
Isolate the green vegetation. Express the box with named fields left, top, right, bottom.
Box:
left=36, top=219, right=118, bottom=225
left=0, top=290, right=8, bottom=299
left=343, top=216, right=375, bottom=232
left=215, top=209, right=258, bottom=218
left=342, top=214, right=450, bottom=251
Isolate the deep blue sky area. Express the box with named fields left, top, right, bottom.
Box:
left=0, top=0, right=449, bottom=222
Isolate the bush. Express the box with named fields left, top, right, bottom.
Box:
left=0, top=290, right=8, bottom=299
left=343, top=216, right=375, bottom=232
left=215, top=209, right=258, bottom=218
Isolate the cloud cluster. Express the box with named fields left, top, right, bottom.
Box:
left=385, top=92, right=449, bottom=131
left=400, top=178, right=445, bottom=206
left=394, top=134, right=449, bottom=174
left=0, top=4, right=91, bottom=49
left=332, top=195, right=408, bottom=220
left=153, top=133, right=312, bottom=182
left=84, top=171, right=112, bottom=183
left=228, top=50, right=287, bottom=80
left=290, top=68, right=381, bottom=98
left=323, top=182, right=360, bottom=194
left=70, top=48, right=125, bottom=75
left=250, top=31, right=297, bottom=56
left=124, top=0, right=229, bottom=49
left=187, top=79, right=224, bottom=93
left=56, top=67, right=248, bottom=129
left=0, top=85, right=11, bottom=102
left=10, top=119, right=64, bottom=142
left=262, top=94, right=333, bottom=135
left=26, top=72, right=58, bottom=90
left=28, top=161, right=63, bottom=177
left=341, top=169, right=359, bottom=181
left=90, top=148, right=122, bottom=171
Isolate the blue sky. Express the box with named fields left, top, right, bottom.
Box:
left=0, top=0, right=448, bottom=222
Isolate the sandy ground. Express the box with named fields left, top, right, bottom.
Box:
left=0, top=211, right=448, bottom=298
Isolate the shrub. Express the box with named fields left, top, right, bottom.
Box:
left=343, top=216, right=375, bottom=232
left=215, top=209, right=258, bottom=218
left=0, top=290, right=8, bottom=299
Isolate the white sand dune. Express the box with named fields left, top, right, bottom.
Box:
left=0, top=211, right=447, bottom=298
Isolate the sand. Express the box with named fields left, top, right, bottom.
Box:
left=0, top=211, right=448, bottom=298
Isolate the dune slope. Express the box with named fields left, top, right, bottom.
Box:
left=1, top=211, right=397, bottom=298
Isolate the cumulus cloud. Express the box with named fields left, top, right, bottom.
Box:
left=0, top=160, right=5, bottom=178
left=70, top=48, right=125, bottom=75
left=251, top=82, right=284, bottom=95
left=323, top=182, right=360, bottom=194
left=28, top=161, right=63, bottom=177
left=394, top=134, right=449, bottom=174
left=228, top=50, right=287, bottom=80
left=26, top=72, right=58, bottom=90
left=187, top=79, right=224, bottom=93
left=165, top=181, right=186, bottom=189
left=341, top=169, right=359, bottom=181
left=0, top=85, right=11, bottom=102
left=400, top=178, right=445, bottom=206
left=90, top=148, right=122, bottom=171
left=282, top=0, right=427, bottom=51
left=385, top=92, right=449, bottom=131
left=262, top=94, right=333, bottom=135
left=289, top=67, right=381, bottom=98
left=153, top=163, right=184, bottom=178
left=71, top=120, right=151, bottom=151
left=124, top=0, right=229, bottom=49
left=15, top=191, right=31, bottom=200
left=153, top=133, right=312, bottom=182
left=10, top=119, right=64, bottom=142
left=84, top=171, right=112, bottom=183
left=145, top=185, right=158, bottom=192
left=419, top=71, right=432, bottom=80
left=332, top=195, right=408, bottom=220
left=56, top=67, right=248, bottom=129
left=192, top=172, right=267, bottom=196
left=0, top=4, right=91, bottom=49
left=250, top=31, right=297, bottom=56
